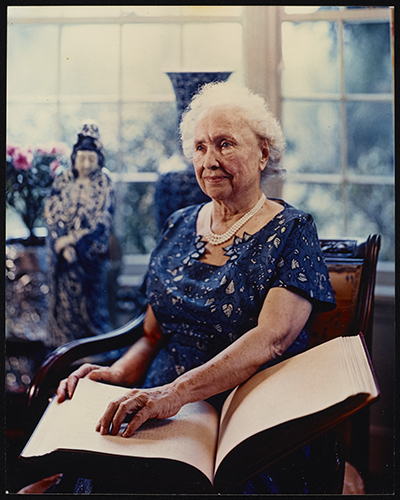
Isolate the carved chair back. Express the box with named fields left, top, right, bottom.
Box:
left=307, top=236, right=380, bottom=352
left=306, top=235, right=381, bottom=483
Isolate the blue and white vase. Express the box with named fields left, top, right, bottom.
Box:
left=155, top=71, right=232, bottom=230
left=167, top=71, right=232, bottom=128
left=159, top=71, right=232, bottom=171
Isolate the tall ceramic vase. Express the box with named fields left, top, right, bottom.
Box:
left=154, top=71, right=232, bottom=230
left=167, top=71, right=232, bottom=144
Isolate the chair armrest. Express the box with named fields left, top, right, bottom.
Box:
left=27, top=312, right=146, bottom=424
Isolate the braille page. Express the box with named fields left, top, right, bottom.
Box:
left=22, top=378, right=220, bottom=483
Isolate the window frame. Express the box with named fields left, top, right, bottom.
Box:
left=7, top=6, right=394, bottom=266
left=245, top=6, right=394, bottom=235
left=8, top=6, right=393, bottom=184
left=7, top=6, right=245, bottom=185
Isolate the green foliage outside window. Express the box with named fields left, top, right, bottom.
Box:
left=282, top=15, right=394, bottom=262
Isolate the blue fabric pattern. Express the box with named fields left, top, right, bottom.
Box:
left=142, top=199, right=335, bottom=389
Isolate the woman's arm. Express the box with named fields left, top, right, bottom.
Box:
left=56, top=305, right=162, bottom=402
left=96, top=287, right=312, bottom=437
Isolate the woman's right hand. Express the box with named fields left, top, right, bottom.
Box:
left=56, top=363, right=123, bottom=403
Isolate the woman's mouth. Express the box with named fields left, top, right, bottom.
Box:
left=204, top=175, right=229, bottom=183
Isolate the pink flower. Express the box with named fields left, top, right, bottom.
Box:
left=12, top=149, right=34, bottom=171
left=6, top=144, right=20, bottom=157
left=49, top=159, right=61, bottom=178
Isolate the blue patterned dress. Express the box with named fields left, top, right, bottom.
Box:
left=141, top=199, right=336, bottom=493
left=142, top=199, right=335, bottom=388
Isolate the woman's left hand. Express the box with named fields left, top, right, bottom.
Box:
left=96, top=384, right=183, bottom=438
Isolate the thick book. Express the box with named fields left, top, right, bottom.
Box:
left=20, top=334, right=379, bottom=493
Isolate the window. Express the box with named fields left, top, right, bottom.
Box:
left=7, top=6, right=394, bottom=261
left=279, top=6, right=394, bottom=261
left=7, top=6, right=244, bottom=254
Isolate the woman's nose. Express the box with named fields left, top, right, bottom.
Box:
left=203, top=148, right=219, bottom=170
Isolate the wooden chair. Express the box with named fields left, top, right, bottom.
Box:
left=25, top=234, right=381, bottom=492
left=305, top=234, right=381, bottom=489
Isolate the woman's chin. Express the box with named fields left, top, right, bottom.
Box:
left=202, top=183, right=232, bottom=200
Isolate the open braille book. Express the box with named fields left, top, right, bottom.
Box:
left=21, top=333, right=379, bottom=493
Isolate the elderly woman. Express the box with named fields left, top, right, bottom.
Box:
left=44, top=123, right=115, bottom=349
left=29, top=83, right=336, bottom=494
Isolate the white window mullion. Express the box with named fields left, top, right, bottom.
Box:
left=338, top=18, right=349, bottom=235
left=243, top=6, right=282, bottom=119
left=280, top=7, right=392, bottom=23
left=179, top=21, right=184, bottom=68
left=117, top=24, right=123, bottom=177
left=109, top=172, right=159, bottom=184
left=8, top=14, right=242, bottom=26
left=285, top=173, right=393, bottom=185
left=56, top=24, right=62, bottom=141
left=281, top=93, right=392, bottom=103
left=243, top=6, right=283, bottom=198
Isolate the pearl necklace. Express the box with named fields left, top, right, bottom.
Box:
left=204, top=193, right=266, bottom=246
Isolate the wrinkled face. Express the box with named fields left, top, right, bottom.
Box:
left=192, top=106, right=268, bottom=202
left=74, top=150, right=99, bottom=178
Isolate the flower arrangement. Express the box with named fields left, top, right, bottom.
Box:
left=6, top=142, right=70, bottom=238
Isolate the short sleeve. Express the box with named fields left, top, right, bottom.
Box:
left=270, top=216, right=336, bottom=312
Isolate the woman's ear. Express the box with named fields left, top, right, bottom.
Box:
left=259, top=140, right=269, bottom=171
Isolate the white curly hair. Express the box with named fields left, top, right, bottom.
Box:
left=179, top=81, right=286, bottom=179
